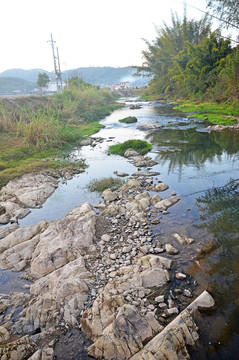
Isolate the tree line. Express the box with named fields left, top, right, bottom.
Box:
left=137, top=2, right=239, bottom=101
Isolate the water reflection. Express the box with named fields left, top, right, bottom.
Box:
left=147, top=128, right=239, bottom=174
left=192, top=179, right=239, bottom=359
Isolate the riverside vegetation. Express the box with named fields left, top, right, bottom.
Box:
left=137, top=11, right=239, bottom=125
left=0, top=79, right=122, bottom=188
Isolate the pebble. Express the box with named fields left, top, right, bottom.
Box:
left=183, top=289, right=192, bottom=297
left=155, top=295, right=164, bottom=303
left=175, top=272, right=187, bottom=280
left=168, top=307, right=179, bottom=315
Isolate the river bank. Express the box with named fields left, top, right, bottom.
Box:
left=0, top=151, right=215, bottom=359
left=0, top=99, right=239, bottom=359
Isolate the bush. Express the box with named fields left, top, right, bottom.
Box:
left=109, top=139, right=152, bottom=156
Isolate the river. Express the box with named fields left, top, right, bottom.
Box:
left=5, top=98, right=239, bottom=358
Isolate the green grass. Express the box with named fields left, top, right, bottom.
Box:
left=109, top=139, right=152, bottom=156
left=119, top=116, right=137, bottom=124
left=174, top=100, right=239, bottom=125
left=188, top=113, right=237, bottom=125
left=87, top=177, right=125, bottom=193
left=0, top=82, right=121, bottom=188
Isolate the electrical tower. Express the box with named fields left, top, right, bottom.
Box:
left=47, top=33, right=62, bottom=93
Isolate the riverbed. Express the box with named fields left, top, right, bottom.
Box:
left=5, top=98, right=239, bottom=358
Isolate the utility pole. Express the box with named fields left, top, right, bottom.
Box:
left=47, top=33, right=62, bottom=93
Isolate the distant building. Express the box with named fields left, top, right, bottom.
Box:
left=110, top=81, right=133, bottom=91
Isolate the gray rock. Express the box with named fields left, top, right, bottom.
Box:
left=165, top=243, right=179, bottom=255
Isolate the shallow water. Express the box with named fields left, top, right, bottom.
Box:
left=8, top=100, right=239, bottom=358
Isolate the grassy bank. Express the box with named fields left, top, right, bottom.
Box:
left=0, top=81, right=122, bottom=188
left=174, top=101, right=239, bottom=126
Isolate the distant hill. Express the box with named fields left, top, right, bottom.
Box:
left=0, top=77, right=36, bottom=94
left=0, top=69, right=54, bottom=84
left=0, top=67, right=149, bottom=88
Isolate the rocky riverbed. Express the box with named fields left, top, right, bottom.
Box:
left=0, top=148, right=216, bottom=359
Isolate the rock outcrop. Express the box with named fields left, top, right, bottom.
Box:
left=0, top=172, right=59, bottom=225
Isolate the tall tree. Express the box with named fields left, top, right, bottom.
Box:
left=137, top=11, right=212, bottom=94
left=206, top=0, right=239, bottom=28
left=37, top=72, right=50, bottom=89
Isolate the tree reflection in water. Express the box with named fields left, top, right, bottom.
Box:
left=194, top=178, right=239, bottom=359
left=147, top=128, right=239, bottom=175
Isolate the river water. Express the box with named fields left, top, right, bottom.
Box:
left=8, top=99, right=239, bottom=358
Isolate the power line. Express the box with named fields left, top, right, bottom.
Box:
left=188, top=3, right=239, bottom=30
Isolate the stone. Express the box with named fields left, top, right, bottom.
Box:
left=101, top=234, right=111, bottom=242
left=0, top=335, right=35, bottom=359
left=124, top=149, right=140, bottom=157
left=165, top=243, right=179, bottom=255
left=114, top=171, right=129, bottom=177
left=141, top=268, right=170, bottom=288
left=173, top=233, right=194, bottom=245
left=137, top=124, right=163, bottom=131
left=154, top=196, right=180, bottom=211
left=155, top=295, right=164, bottom=303
left=130, top=291, right=215, bottom=360
left=176, top=272, right=187, bottom=280
left=0, top=326, right=10, bottom=343
left=132, top=170, right=160, bottom=177
left=87, top=305, right=156, bottom=359
left=101, top=189, right=118, bottom=202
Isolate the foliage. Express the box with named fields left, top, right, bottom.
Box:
left=137, top=11, right=212, bottom=94
left=109, top=139, right=152, bottom=156
left=206, top=0, right=239, bottom=28
left=138, top=10, right=239, bottom=103
left=119, top=116, right=137, bottom=123
left=37, top=72, right=51, bottom=88
left=88, top=177, right=125, bottom=193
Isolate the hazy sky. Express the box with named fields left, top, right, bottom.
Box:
left=0, top=0, right=220, bottom=73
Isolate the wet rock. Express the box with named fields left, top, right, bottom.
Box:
left=150, top=183, right=169, bottom=192
left=137, top=124, right=163, bottom=131
left=113, top=171, right=129, bottom=177
left=165, top=243, right=179, bottom=255
left=87, top=305, right=158, bottom=359
left=183, top=289, right=192, bottom=297
left=175, top=272, right=187, bottom=280
left=173, top=233, right=194, bottom=245
left=154, top=196, right=180, bottom=211
left=130, top=291, right=215, bottom=360
left=124, top=149, right=140, bottom=158
left=130, top=156, right=158, bottom=168
left=132, top=170, right=160, bottom=177
left=0, top=172, right=59, bottom=225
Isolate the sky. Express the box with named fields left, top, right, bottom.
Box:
left=0, top=0, right=223, bottom=73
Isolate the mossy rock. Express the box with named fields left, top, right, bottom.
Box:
left=119, top=116, right=137, bottom=124
left=109, top=139, right=152, bottom=156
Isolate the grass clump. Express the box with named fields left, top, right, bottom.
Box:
left=119, top=116, right=137, bottom=124
left=88, top=177, right=125, bottom=193
left=109, top=139, right=152, bottom=156
left=174, top=101, right=239, bottom=125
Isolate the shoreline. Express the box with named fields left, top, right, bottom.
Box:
left=0, top=147, right=216, bottom=359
